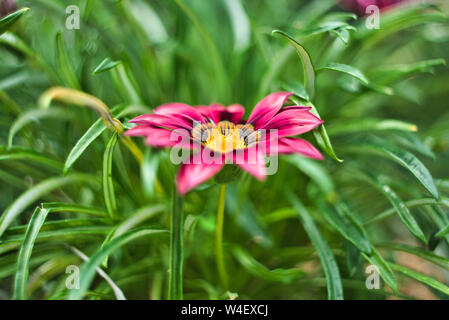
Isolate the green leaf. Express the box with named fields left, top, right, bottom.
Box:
left=93, top=58, right=121, bottom=74
left=382, top=146, right=439, bottom=199
left=13, top=206, right=49, bottom=300
left=377, top=243, right=449, bottom=270
left=377, top=182, right=427, bottom=243
left=372, top=59, right=446, bottom=85
left=103, top=132, right=118, bottom=219
left=56, top=32, right=80, bottom=89
left=346, top=141, right=439, bottom=199
left=100, top=204, right=165, bottom=267
left=327, top=118, right=418, bottom=136
left=0, top=146, right=63, bottom=171
left=8, top=107, right=73, bottom=148
left=232, top=246, right=305, bottom=283
left=287, top=191, right=343, bottom=300
left=390, top=263, right=449, bottom=296
left=67, top=227, right=167, bottom=300
left=316, top=200, right=372, bottom=254
left=272, top=30, right=315, bottom=99
left=63, top=104, right=130, bottom=175
left=40, top=202, right=106, bottom=217
left=0, top=174, right=97, bottom=238
left=363, top=247, right=398, bottom=294
left=318, top=62, right=368, bottom=84
left=141, top=149, right=160, bottom=198
left=365, top=197, right=449, bottom=226
left=0, top=8, right=29, bottom=35
left=64, top=118, right=106, bottom=174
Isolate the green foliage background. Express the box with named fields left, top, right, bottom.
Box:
left=1, top=0, right=449, bottom=300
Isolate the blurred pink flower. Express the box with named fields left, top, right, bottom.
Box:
left=126, top=92, right=323, bottom=195
left=340, top=0, right=409, bottom=16
left=0, top=0, right=18, bottom=19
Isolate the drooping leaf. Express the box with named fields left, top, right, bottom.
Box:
left=272, top=30, right=315, bottom=99
left=0, top=8, right=29, bottom=35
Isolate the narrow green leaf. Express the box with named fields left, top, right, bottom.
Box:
left=377, top=243, right=449, bottom=270
left=288, top=191, right=343, bottom=300
left=363, top=247, right=398, bottom=294
left=56, top=32, right=80, bottom=89
left=224, top=0, right=250, bottom=52
left=141, top=149, right=160, bottom=198
left=0, top=174, right=97, bottom=238
left=318, top=62, right=369, bottom=84
left=103, top=132, right=118, bottom=219
left=64, top=118, right=106, bottom=174
left=0, top=146, right=63, bottom=171
left=390, top=263, right=449, bottom=296
left=93, top=58, right=121, bottom=74
left=316, top=200, right=372, bottom=254
left=365, top=197, right=449, bottom=226
left=232, top=246, right=305, bottom=283
left=13, top=207, right=49, bottom=300
left=8, top=107, right=73, bottom=148
left=327, top=118, right=418, bottom=136
left=382, top=146, right=439, bottom=199
left=40, top=202, right=106, bottom=217
left=272, top=30, right=315, bottom=98
left=377, top=182, right=427, bottom=243
left=0, top=8, right=29, bottom=35
left=67, top=227, right=167, bottom=300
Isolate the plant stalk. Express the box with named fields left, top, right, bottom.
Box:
left=215, top=184, right=229, bottom=288
left=168, top=184, right=184, bottom=300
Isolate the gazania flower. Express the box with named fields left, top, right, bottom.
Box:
left=340, top=0, right=408, bottom=16
left=125, top=92, right=323, bottom=195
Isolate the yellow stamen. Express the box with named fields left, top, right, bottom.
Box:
left=193, top=121, right=258, bottom=153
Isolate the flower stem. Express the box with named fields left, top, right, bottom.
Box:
left=215, top=184, right=229, bottom=288
left=168, top=184, right=184, bottom=300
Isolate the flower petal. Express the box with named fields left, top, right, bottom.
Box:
left=125, top=125, right=195, bottom=149
left=154, top=103, right=206, bottom=124
left=233, top=147, right=267, bottom=180
left=247, top=92, right=292, bottom=129
left=198, top=103, right=245, bottom=124
left=129, top=113, right=193, bottom=130
left=176, top=158, right=224, bottom=195
left=277, top=138, right=323, bottom=159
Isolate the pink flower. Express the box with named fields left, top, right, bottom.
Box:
left=340, top=0, right=408, bottom=16
left=125, top=92, right=323, bottom=195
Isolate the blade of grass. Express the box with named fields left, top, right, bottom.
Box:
left=103, top=132, right=118, bottom=219
left=0, top=174, right=98, bottom=237
left=287, top=191, right=343, bottom=300
left=13, top=206, right=49, bottom=300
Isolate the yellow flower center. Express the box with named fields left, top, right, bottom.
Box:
left=192, top=121, right=258, bottom=153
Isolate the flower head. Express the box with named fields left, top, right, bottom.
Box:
left=125, top=92, right=323, bottom=195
